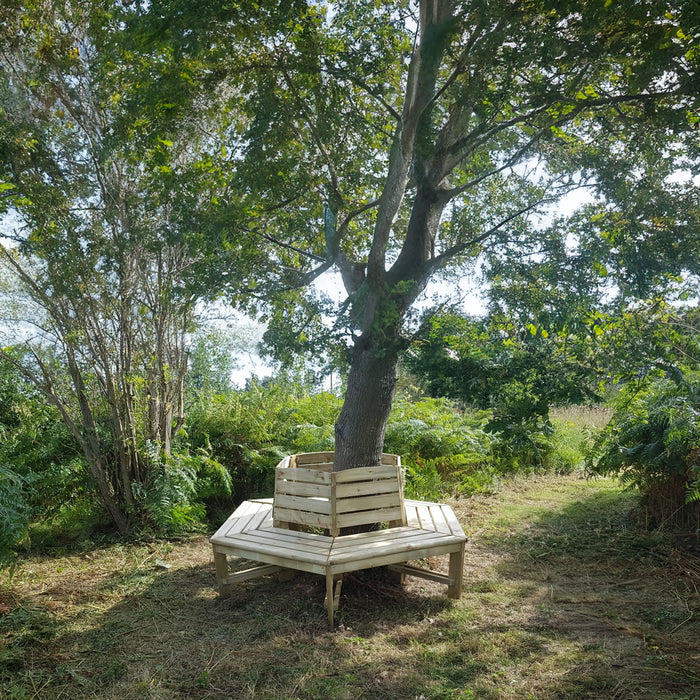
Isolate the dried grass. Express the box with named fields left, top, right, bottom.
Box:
left=550, top=404, right=613, bottom=429
left=1, top=474, right=698, bottom=699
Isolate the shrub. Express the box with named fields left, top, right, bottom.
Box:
left=131, top=443, right=231, bottom=535
left=589, top=373, right=700, bottom=530
left=385, top=398, right=493, bottom=498
left=0, top=465, right=30, bottom=571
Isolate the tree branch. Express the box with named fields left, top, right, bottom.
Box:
left=427, top=193, right=560, bottom=274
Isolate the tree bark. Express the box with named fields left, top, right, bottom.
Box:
left=334, top=332, right=400, bottom=470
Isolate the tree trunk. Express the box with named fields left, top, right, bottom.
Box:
left=85, top=452, right=132, bottom=535
left=334, top=333, right=400, bottom=470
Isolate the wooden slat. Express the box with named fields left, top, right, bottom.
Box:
left=246, top=507, right=273, bottom=532
left=272, top=507, right=333, bottom=529
left=276, top=480, right=330, bottom=498
left=330, top=526, right=432, bottom=549
left=226, top=501, right=269, bottom=535
left=226, top=564, right=281, bottom=583
left=441, top=505, right=467, bottom=538
left=329, top=541, right=465, bottom=574
left=416, top=503, right=434, bottom=530
left=335, top=506, right=404, bottom=529
left=249, top=528, right=332, bottom=551
left=295, top=452, right=336, bottom=465
left=214, top=544, right=327, bottom=577
left=428, top=505, right=453, bottom=535
left=296, top=462, right=334, bottom=471
left=403, top=503, right=420, bottom=528
left=335, top=493, right=402, bottom=514
left=274, top=494, right=332, bottom=515
left=276, top=466, right=331, bottom=484
left=226, top=533, right=331, bottom=562
left=293, top=451, right=399, bottom=467
left=335, top=480, right=402, bottom=498
left=334, top=464, right=400, bottom=483
left=330, top=532, right=462, bottom=562
left=388, top=563, right=451, bottom=585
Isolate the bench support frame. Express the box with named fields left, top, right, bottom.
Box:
left=210, top=453, right=467, bottom=625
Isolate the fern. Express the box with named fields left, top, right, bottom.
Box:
left=589, top=372, right=700, bottom=527
left=0, top=465, right=30, bottom=570
left=132, top=442, right=228, bottom=534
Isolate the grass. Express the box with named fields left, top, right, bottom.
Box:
left=549, top=405, right=613, bottom=429
left=1, top=473, right=699, bottom=699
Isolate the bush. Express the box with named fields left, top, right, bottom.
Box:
left=186, top=386, right=341, bottom=504
left=0, top=465, right=30, bottom=571
left=589, top=373, right=700, bottom=530
left=131, top=443, right=232, bottom=535
left=385, top=398, right=493, bottom=498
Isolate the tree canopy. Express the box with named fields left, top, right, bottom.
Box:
left=118, top=0, right=698, bottom=467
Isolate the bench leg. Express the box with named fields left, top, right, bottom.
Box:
left=213, top=550, right=231, bottom=596
left=387, top=567, right=406, bottom=585
left=325, top=573, right=343, bottom=626
left=447, top=544, right=465, bottom=599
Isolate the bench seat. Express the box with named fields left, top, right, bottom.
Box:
left=210, top=453, right=467, bottom=625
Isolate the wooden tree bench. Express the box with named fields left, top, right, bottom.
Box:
left=210, top=452, right=467, bottom=625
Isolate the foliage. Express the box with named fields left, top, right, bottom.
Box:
left=383, top=398, right=494, bottom=498
left=130, top=444, right=217, bottom=535
left=589, top=373, right=700, bottom=529
left=109, top=0, right=700, bottom=469
left=0, top=1, right=248, bottom=533
left=0, top=465, right=30, bottom=571
left=409, top=311, right=598, bottom=408
left=185, top=384, right=341, bottom=505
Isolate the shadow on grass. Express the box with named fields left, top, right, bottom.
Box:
left=2, top=481, right=699, bottom=699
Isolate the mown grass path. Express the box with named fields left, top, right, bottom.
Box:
left=1, top=473, right=698, bottom=699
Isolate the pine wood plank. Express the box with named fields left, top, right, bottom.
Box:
left=415, top=503, right=434, bottom=530
left=334, top=465, right=399, bottom=482
left=225, top=501, right=268, bottom=535
left=388, top=563, right=451, bottom=585
left=277, top=480, right=330, bottom=498
left=447, top=545, right=465, bottom=598
left=295, top=452, right=336, bottom=465
left=335, top=493, right=402, bottom=513
left=223, top=534, right=330, bottom=564
left=274, top=494, right=332, bottom=515
left=329, top=542, right=466, bottom=574
left=403, top=503, right=420, bottom=528
left=335, top=480, right=403, bottom=498
left=441, top=505, right=467, bottom=537
left=424, top=505, right=452, bottom=535
left=329, top=526, right=433, bottom=549
left=226, top=564, right=281, bottom=583
left=213, top=549, right=230, bottom=592
left=335, top=506, right=404, bottom=529
left=218, top=547, right=327, bottom=577
left=247, top=506, right=274, bottom=532
left=247, top=528, right=332, bottom=553
left=330, top=532, right=461, bottom=562
left=272, top=507, right=333, bottom=529
left=276, top=466, right=331, bottom=484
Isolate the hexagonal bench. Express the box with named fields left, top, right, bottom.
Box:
left=210, top=452, right=467, bottom=625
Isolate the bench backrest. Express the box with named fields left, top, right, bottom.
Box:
left=273, top=452, right=405, bottom=536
